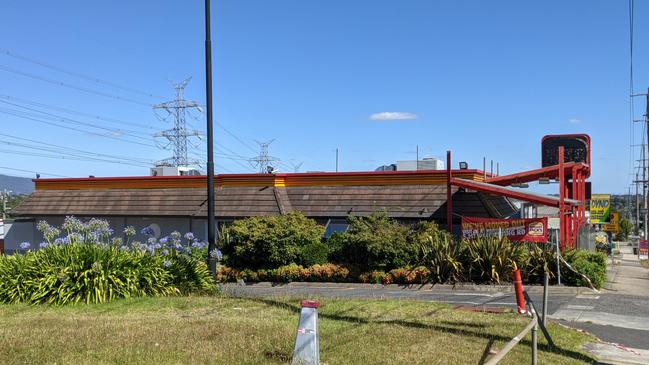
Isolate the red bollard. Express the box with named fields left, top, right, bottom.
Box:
left=513, top=269, right=526, bottom=314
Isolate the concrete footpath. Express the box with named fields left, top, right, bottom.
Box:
left=553, top=244, right=649, bottom=365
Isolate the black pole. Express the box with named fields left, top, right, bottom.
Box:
left=205, top=0, right=217, bottom=276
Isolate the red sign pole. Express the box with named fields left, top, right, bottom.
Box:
left=447, top=150, right=453, bottom=233
left=558, top=146, right=565, bottom=251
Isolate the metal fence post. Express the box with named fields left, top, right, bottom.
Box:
left=555, top=239, right=562, bottom=285
left=542, top=272, right=549, bottom=327
left=531, top=322, right=538, bottom=365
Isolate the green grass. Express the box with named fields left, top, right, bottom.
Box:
left=0, top=296, right=596, bottom=364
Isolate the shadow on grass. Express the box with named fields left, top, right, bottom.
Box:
left=252, top=298, right=598, bottom=364
left=478, top=338, right=496, bottom=364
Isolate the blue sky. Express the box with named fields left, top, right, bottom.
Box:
left=1, top=0, right=647, bottom=194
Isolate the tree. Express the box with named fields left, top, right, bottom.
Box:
left=616, top=217, right=633, bottom=242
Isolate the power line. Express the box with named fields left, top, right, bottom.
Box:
left=0, top=107, right=159, bottom=148
left=0, top=99, right=153, bottom=141
left=0, top=132, right=153, bottom=165
left=0, top=94, right=157, bottom=131
left=0, top=166, right=67, bottom=178
left=0, top=148, right=151, bottom=167
left=0, top=49, right=166, bottom=100
left=0, top=64, right=151, bottom=107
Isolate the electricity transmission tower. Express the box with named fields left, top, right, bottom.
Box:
left=249, top=140, right=279, bottom=173
left=153, top=78, right=202, bottom=167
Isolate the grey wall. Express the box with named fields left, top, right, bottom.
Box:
left=3, top=216, right=215, bottom=253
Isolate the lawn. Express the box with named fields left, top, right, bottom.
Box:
left=0, top=296, right=596, bottom=365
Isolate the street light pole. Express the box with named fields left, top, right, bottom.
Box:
left=205, top=0, right=217, bottom=276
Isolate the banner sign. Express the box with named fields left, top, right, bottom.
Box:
left=589, top=194, right=611, bottom=224
left=461, top=217, right=549, bottom=242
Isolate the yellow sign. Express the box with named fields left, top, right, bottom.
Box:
left=590, top=194, right=611, bottom=224
left=603, top=212, right=619, bottom=233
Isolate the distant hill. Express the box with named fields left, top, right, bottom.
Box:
left=0, top=174, right=34, bottom=195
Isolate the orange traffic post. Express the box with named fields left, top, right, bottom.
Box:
left=513, top=268, right=526, bottom=314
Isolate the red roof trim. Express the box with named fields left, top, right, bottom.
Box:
left=34, top=169, right=490, bottom=183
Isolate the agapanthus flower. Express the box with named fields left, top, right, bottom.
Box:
left=39, top=242, right=49, bottom=249
left=67, top=232, right=83, bottom=244
left=124, top=226, right=136, bottom=237
left=163, top=260, right=172, bottom=268
left=159, top=236, right=169, bottom=245
left=184, top=232, right=195, bottom=241
left=19, top=242, right=31, bottom=250
left=170, top=231, right=181, bottom=240
left=161, top=249, right=169, bottom=255
left=147, top=237, right=158, bottom=245
left=141, top=226, right=155, bottom=236
left=62, top=216, right=84, bottom=233
left=54, top=237, right=68, bottom=245
left=209, top=248, right=223, bottom=261
left=37, top=220, right=51, bottom=233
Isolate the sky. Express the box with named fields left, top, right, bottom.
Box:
left=1, top=0, right=648, bottom=194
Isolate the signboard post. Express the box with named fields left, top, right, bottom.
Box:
left=461, top=217, right=549, bottom=242
left=589, top=194, right=611, bottom=224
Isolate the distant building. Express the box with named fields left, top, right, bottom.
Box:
left=5, top=170, right=517, bottom=253
left=397, top=158, right=445, bottom=171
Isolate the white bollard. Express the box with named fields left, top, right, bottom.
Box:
left=291, top=299, right=320, bottom=365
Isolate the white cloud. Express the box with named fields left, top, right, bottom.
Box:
left=369, top=112, right=418, bottom=121
left=568, top=118, right=582, bottom=124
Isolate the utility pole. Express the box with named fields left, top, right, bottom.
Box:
left=645, top=88, right=649, bottom=240
left=1, top=189, right=7, bottom=221
left=335, top=148, right=339, bottom=172
left=636, top=173, right=640, bottom=234
left=205, top=0, right=217, bottom=276
left=416, top=145, right=419, bottom=171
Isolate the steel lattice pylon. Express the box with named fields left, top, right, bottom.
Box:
left=153, top=78, right=202, bottom=167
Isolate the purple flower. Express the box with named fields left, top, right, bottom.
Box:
left=159, top=236, right=169, bottom=245
left=184, top=232, right=194, bottom=241
left=163, top=260, right=172, bottom=268
left=39, top=242, right=49, bottom=249
left=54, top=237, right=67, bottom=245
left=141, top=227, right=155, bottom=236
left=209, top=248, right=223, bottom=261
left=19, top=242, right=31, bottom=250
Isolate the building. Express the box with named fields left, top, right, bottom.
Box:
left=5, top=169, right=517, bottom=253
left=396, top=158, right=445, bottom=171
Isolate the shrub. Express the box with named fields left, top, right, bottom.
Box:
left=273, top=263, right=308, bottom=282
left=329, top=212, right=416, bottom=271
left=561, top=249, right=607, bottom=289
left=0, top=217, right=218, bottom=305
left=307, top=263, right=350, bottom=282
left=414, top=222, right=464, bottom=284
left=388, top=266, right=431, bottom=284
left=464, top=237, right=525, bottom=284
left=520, top=243, right=556, bottom=284
left=300, top=242, right=330, bottom=267
left=220, top=212, right=324, bottom=270
left=0, top=243, right=177, bottom=305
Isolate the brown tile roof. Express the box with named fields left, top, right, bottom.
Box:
left=14, top=185, right=516, bottom=219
